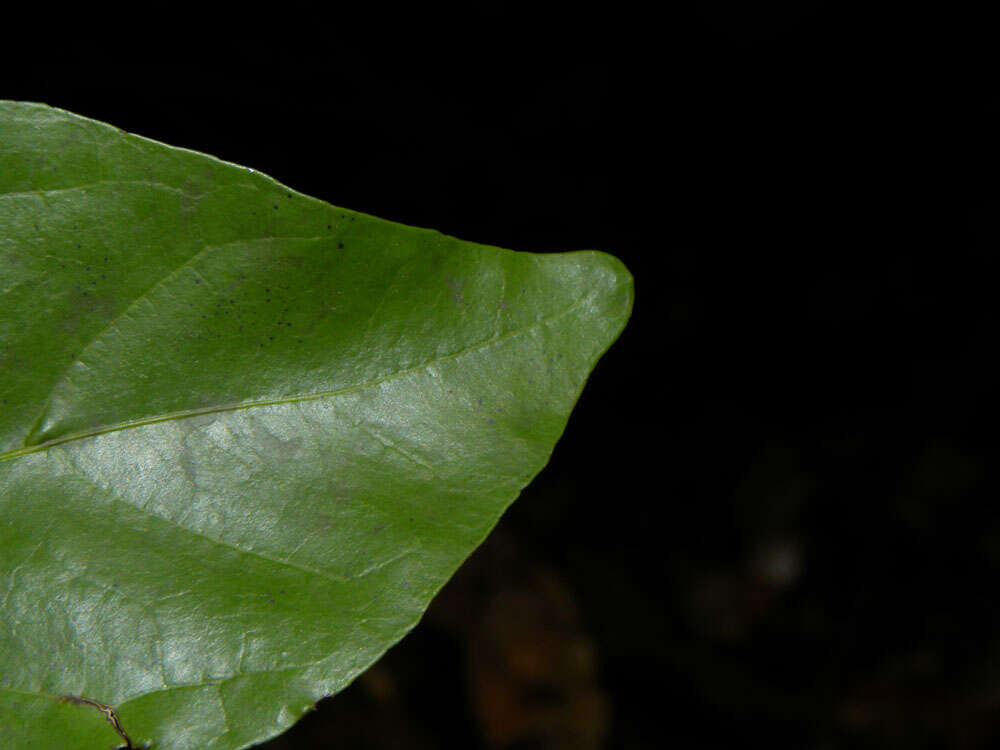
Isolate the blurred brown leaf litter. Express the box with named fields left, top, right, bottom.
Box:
left=262, top=528, right=608, bottom=749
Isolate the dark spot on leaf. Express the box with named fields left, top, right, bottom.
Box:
left=338, top=242, right=344, bottom=249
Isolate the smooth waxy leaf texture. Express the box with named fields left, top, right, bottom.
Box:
left=0, top=101, right=632, bottom=749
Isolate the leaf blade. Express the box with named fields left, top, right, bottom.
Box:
left=0, top=101, right=632, bottom=749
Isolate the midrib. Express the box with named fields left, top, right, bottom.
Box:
left=0, top=288, right=594, bottom=463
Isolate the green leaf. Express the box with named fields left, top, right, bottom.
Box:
left=0, top=101, right=632, bottom=749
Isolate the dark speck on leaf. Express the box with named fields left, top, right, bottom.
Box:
left=77, top=245, right=82, bottom=249
left=338, top=242, right=344, bottom=249
left=327, top=225, right=332, bottom=230
left=273, top=204, right=279, bottom=210
left=194, top=279, right=200, bottom=284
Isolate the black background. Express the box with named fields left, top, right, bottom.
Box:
left=6, top=3, right=996, bottom=747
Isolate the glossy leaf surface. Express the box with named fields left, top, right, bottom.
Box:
left=0, top=101, right=632, bottom=749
